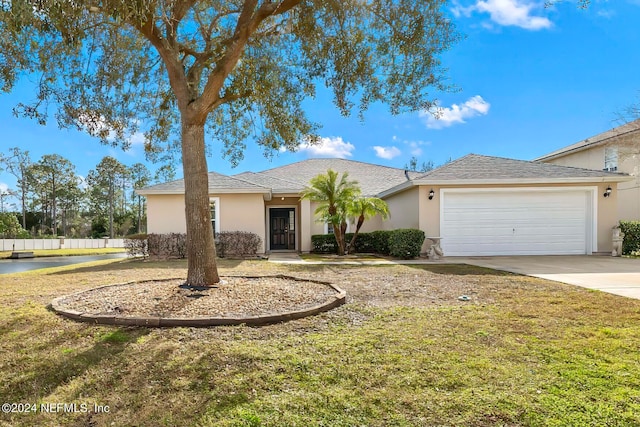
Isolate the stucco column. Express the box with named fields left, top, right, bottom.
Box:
left=300, top=198, right=312, bottom=253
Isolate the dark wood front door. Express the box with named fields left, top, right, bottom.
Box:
left=270, top=208, right=295, bottom=250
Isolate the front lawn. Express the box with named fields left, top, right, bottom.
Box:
left=1, top=259, right=639, bottom=426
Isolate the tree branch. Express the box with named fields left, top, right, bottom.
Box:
left=194, top=0, right=302, bottom=121
left=133, top=15, right=191, bottom=111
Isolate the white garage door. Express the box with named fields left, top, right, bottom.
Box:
left=441, top=189, right=595, bottom=256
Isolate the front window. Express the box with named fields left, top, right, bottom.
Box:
left=325, top=220, right=351, bottom=234
left=604, top=146, right=618, bottom=171
left=210, top=197, right=220, bottom=234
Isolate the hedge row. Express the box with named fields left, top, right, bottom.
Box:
left=311, top=228, right=425, bottom=259
left=124, top=231, right=262, bottom=258
left=620, top=221, right=640, bottom=255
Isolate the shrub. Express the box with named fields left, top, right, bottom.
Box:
left=313, top=229, right=401, bottom=256
left=311, top=234, right=338, bottom=253
left=148, top=233, right=187, bottom=258
left=369, top=230, right=393, bottom=255
left=620, top=221, right=640, bottom=255
left=388, top=228, right=425, bottom=259
left=124, top=233, right=148, bottom=258
left=215, top=231, right=262, bottom=258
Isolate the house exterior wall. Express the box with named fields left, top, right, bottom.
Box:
left=382, top=187, right=420, bottom=230
left=146, top=194, right=187, bottom=234
left=220, top=194, right=266, bottom=253
left=544, top=146, right=640, bottom=220
left=145, top=193, right=267, bottom=253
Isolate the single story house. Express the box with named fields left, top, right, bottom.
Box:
left=535, top=119, right=640, bottom=220
left=137, top=154, right=631, bottom=256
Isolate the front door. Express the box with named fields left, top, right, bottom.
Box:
left=270, top=208, right=295, bottom=250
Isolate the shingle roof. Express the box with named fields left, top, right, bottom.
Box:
left=534, top=119, right=640, bottom=161
left=255, top=158, right=419, bottom=196
left=232, top=171, right=301, bottom=194
left=136, top=171, right=270, bottom=195
left=413, top=154, right=627, bottom=182
left=139, top=154, right=628, bottom=198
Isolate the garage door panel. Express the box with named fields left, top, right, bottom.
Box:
left=441, top=190, right=591, bottom=256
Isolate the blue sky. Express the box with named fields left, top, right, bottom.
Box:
left=1, top=0, right=639, bottom=201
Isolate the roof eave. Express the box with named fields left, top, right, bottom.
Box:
left=412, top=176, right=633, bottom=186
left=135, top=188, right=272, bottom=196
left=377, top=180, right=415, bottom=198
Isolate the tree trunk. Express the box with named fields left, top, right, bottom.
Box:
left=347, top=215, right=365, bottom=254
left=20, top=165, right=26, bottom=229
left=109, top=181, right=114, bottom=238
left=181, top=119, right=220, bottom=285
left=52, top=177, right=57, bottom=235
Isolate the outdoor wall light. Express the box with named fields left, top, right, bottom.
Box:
left=604, top=186, right=612, bottom=198
left=428, top=189, right=435, bottom=200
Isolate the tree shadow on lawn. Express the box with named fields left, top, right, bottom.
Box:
left=405, top=263, right=516, bottom=276
left=1, top=325, right=150, bottom=403
left=48, top=257, right=248, bottom=275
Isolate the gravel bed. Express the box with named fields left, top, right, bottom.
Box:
left=56, top=276, right=339, bottom=318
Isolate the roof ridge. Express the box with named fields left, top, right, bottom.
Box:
left=257, top=157, right=411, bottom=174
left=217, top=171, right=271, bottom=189
left=234, top=171, right=301, bottom=187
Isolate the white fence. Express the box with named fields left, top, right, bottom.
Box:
left=0, top=238, right=125, bottom=251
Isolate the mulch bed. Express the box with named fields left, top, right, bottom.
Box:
left=53, top=276, right=340, bottom=319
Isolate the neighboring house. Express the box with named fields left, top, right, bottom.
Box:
left=137, top=155, right=630, bottom=256
left=535, top=119, right=640, bottom=220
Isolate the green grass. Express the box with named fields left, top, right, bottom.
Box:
left=1, top=259, right=640, bottom=426
left=0, top=247, right=125, bottom=259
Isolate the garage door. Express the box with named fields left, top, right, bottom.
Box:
left=441, top=189, right=594, bottom=256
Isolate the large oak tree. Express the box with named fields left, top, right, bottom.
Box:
left=0, top=0, right=459, bottom=285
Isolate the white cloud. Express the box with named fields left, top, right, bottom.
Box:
left=454, top=0, right=552, bottom=30
left=296, top=136, right=355, bottom=158
left=373, top=146, right=402, bottom=160
left=0, top=182, right=9, bottom=193
left=420, top=95, right=490, bottom=129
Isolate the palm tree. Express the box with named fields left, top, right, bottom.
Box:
left=301, top=170, right=360, bottom=256
left=346, top=197, right=390, bottom=254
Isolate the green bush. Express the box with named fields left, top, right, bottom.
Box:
left=620, top=221, right=640, bottom=255
left=369, top=230, right=393, bottom=255
left=311, top=234, right=338, bottom=253
left=312, top=229, right=419, bottom=257
left=0, top=212, right=29, bottom=238
left=388, top=228, right=425, bottom=259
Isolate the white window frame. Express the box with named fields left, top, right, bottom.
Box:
left=210, top=197, right=220, bottom=234
left=324, top=220, right=352, bottom=234
left=604, top=146, right=618, bottom=172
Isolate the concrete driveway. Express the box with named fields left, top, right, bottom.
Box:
left=454, top=255, right=640, bottom=300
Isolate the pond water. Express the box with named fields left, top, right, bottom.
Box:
left=0, top=253, right=128, bottom=275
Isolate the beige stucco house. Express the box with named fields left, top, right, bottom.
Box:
left=137, top=155, right=630, bottom=256
left=535, top=119, right=640, bottom=220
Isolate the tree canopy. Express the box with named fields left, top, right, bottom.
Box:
left=0, top=0, right=459, bottom=285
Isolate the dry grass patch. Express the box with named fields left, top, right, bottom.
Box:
left=1, top=260, right=640, bottom=426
